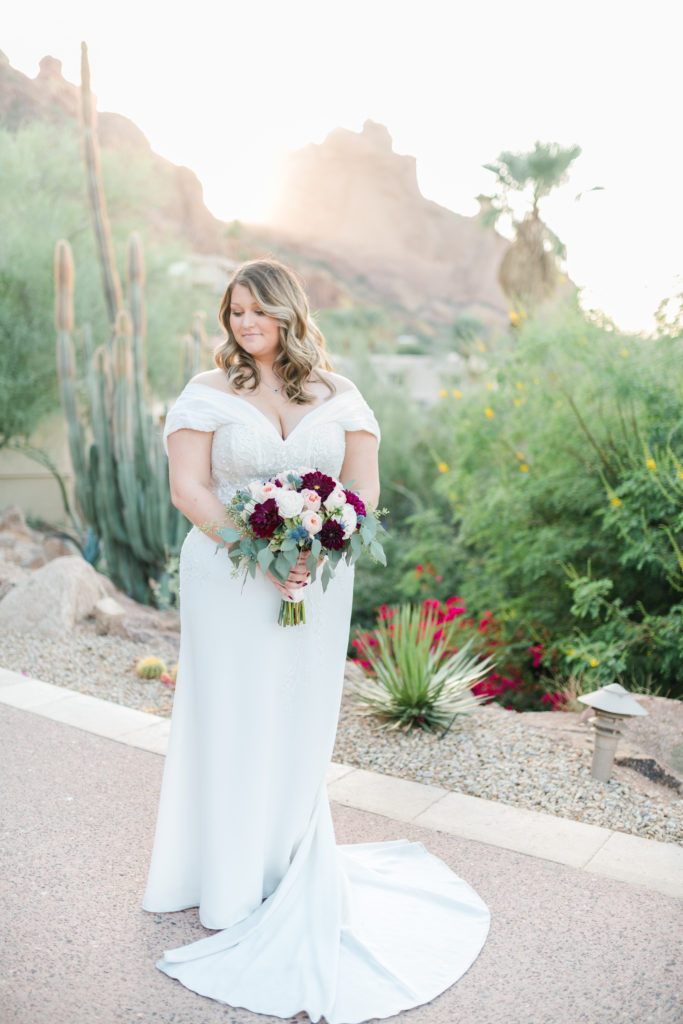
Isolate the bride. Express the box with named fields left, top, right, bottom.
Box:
left=142, top=258, right=489, bottom=1023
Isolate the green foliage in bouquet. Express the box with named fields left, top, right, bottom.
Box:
left=351, top=603, right=492, bottom=733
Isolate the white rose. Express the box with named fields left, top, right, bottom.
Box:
left=301, top=488, right=322, bottom=512
left=274, top=489, right=305, bottom=518
left=301, top=510, right=323, bottom=535
left=340, top=502, right=357, bottom=538
left=323, top=485, right=347, bottom=511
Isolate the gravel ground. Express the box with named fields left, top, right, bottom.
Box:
left=1, top=622, right=681, bottom=845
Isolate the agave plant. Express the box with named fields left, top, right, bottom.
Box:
left=351, top=603, right=494, bottom=733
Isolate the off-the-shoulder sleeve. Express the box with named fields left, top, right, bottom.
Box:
left=335, top=387, right=381, bottom=445
left=162, top=385, right=231, bottom=454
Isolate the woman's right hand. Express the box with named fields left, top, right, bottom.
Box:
left=265, top=550, right=314, bottom=601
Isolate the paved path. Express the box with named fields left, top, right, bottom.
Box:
left=1, top=669, right=682, bottom=1024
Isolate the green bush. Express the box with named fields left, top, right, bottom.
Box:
left=351, top=300, right=683, bottom=700
left=419, top=302, right=682, bottom=697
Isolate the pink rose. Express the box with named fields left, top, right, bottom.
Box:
left=301, top=510, right=323, bottom=535
left=301, top=488, right=322, bottom=512
left=248, top=480, right=278, bottom=503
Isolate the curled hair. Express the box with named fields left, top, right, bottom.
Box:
left=215, top=258, right=333, bottom=404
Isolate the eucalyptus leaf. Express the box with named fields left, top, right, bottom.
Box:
left=370, top=539, right=387, bottom=565
left=257, top=547, right=274, bottom=573
left=272, top=553, right=290, bottom=583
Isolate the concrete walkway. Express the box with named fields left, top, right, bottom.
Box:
left=2, top=668, right=682, bottom=1024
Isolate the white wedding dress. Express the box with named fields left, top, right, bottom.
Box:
left=142, top=380, right=489, bottom=1023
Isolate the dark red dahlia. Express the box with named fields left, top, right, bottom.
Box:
left=343, top=489, right=366, bottom=519
left=249, top=498, right=283, bottom=538
left=319, top=518, right=345, bottom=551
left=300, top=470, right=336, bottom=501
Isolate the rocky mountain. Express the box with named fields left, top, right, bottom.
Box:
left=269, top=120, right=510, bottom=326
left=0, top=51, right=510, bottom=331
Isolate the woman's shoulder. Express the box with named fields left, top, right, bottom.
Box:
left=188, top=369, right=230, bottom=393
left=317, top=370, right=357, bottom=396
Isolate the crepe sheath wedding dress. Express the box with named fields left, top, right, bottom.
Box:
left=142, top=380, right=490, bottom=1023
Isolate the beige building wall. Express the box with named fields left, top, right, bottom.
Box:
left=0, top=412, right=75, bottom=526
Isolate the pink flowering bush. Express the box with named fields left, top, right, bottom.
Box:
left=352, top=588, right=569, bottom=713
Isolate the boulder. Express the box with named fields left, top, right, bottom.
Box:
left=0, top=505, right=32, bottom=538
left=0, top=556, right=109, bottom=635
left=0, top=560, right=31, bottom=601
left=94, top=596, right=126, bottom=635
left=42, top=535, right=80, bottom=561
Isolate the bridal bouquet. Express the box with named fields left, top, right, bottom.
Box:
left=211, top=468, right=386, bottom=627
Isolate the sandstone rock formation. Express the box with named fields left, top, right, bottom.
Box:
left=1, top=51, right=511, bottom=329
left=0, top=52, right=224, bottom=253
left=268, top=120, right=510, bottom=326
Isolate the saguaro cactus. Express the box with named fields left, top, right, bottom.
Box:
left=56, top=237, right=188, bottom=602
left=54, top=45, right=188, bottom=602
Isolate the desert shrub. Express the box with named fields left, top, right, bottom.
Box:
left=413, top=301, right=683, bottom=697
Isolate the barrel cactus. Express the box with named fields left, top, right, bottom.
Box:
left=136, top=656, right=167, bottom=680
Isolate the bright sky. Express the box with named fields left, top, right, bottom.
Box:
left=5, top=0, right=681, bottom=333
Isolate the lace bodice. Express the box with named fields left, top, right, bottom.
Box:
left=163, top=381, right=381, bottom=504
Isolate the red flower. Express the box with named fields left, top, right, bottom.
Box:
left=300, top=471, right=337, bottom=501
left=320, top=519, right=345, bottom=550
left=249, top=498, right=283, bottom=538
left=343, top=489, right=366, bottom=520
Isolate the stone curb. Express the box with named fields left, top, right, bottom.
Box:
left=1, top=666, right=681, bottom=899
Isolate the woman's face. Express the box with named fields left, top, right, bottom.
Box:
left=229, top=283, right=281, bottom=363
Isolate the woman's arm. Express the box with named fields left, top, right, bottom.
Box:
left=339, top=430, right=380, bottom=509
left=167, top=429, right=232, bottom=544
left=167, top=428, right=308, bottom=599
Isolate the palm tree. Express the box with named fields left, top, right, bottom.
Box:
left=479, top=141, right=583, bottom=310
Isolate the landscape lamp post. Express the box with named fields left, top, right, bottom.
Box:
left=577, top=683, right=648, bottom=782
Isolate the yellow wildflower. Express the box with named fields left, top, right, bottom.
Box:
left=516, top=452, right=525, bottom=460
left=487, top=382, right=494, bottom=391
left=520, top=464, right=530, bottom=472
left=509, top=310, right=520, bottom=326
left=621, top=348, right=629, bottom=358
left=516, top=381, right=525, bottom=391
left=590, top=657, right=599, bottom=667
left=485, top=408, right=495, bottom=419
left=438, top=462, right=449, bottom=473
left=513, top=398, right=521, bottom=407
left=439, top=389, right=448, bottom=398
left=646, top=457, right=656, bottom=471
left=678, top=469, right=683, bottom=479
left=610, top=495, right=622, bottom=507
left=567, top=648, right=575, bottom=656
left=477, top=341, right=486, bottom=353
left=452, top=389, right=462, bottom=399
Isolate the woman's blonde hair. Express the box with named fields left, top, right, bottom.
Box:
left=215, top=258, right=333, bottom=404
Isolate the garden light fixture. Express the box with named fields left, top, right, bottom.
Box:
left=578, top=683, right=648, bottom=782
